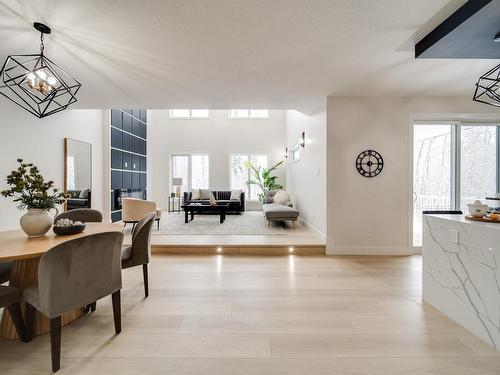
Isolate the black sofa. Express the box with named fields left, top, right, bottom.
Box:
left=66, top=189, right=91, bottom=210
left=183, top=190, right=245, bottom=213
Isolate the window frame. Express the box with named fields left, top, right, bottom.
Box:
left=411, top=121, right=500, bottom=250
left=229, top=109, right=270, bottom=119
left=230, top=153, right=268, bottom=201
left=169, top=109, right=210, bottom=119
left=170, top=152, right=210, bottom=193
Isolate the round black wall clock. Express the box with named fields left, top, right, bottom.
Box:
left=355, top=150, right=384, bottom=178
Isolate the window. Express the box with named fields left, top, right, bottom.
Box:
left=460, top=126, right=497, bottom=211
left=230, top=154, right=268, bottom=200
left=229, top=109, right=269, bottom=119
left=412, top=123, right=499, bottom=247
left=171, top=155, right=189, bottom=193
left=191, top=154, right=210, bottom=190
left=171, top=154, right=209, bottom=194
left=290, top=144, right=300, bottom=162
left=169, top=109, right=209, bottom=119
left=413, top=124, right=453, bottom=247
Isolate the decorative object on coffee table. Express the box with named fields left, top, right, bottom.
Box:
left=172, top=177, right=183, bottom=198
left=1, top=159, right=66, bottom=237
left=210, top=193, right=217, bottom=206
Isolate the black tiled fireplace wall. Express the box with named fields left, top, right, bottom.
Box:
left=110, top=109, right=147, bottom=222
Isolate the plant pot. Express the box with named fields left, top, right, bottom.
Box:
left=20, top=208, right=55, bottom=237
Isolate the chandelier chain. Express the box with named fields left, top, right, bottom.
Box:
left=40, top=33, right=44, bottom=55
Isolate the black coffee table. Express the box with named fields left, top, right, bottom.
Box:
left=181, top=203, right=230, bottom=224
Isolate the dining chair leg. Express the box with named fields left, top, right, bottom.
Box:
left=7, top=302, right=26, bottom=342
left=50, top=316, right=62, bottom=372
left=142, top=264, right=149, bottom=298
left=25, top=303, right=36, bottom=342
left=111, top=290, right=121, bottom=334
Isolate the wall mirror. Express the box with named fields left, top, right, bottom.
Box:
left=64, top=138, right=92, bottom=211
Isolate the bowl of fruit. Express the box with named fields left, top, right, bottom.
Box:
left=53, top=218, right=86, bottom=236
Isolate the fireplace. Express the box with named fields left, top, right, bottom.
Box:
left=112, top=188, right=146, bottom=211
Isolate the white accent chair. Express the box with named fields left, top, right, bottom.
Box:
left=121, top=198, right=161, bottom=230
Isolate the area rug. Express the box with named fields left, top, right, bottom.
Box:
left=154, top=211, right=288, bottom=235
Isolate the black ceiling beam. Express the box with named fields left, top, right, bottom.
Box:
left=415, top=0, right=492, bottom=58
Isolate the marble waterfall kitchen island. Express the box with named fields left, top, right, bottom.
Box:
left=423, top=214, right=500, bottom=349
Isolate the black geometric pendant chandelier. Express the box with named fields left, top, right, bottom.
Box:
left=0, top=22, right=81, bottom=118
left=473, top=63, right=500, bottom=108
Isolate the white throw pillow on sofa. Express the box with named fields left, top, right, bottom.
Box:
left=191, top=188, right=200, bottom=200
left=273, top=190, right=290, bottom=205
left=230, top=189, right=242, bottom=200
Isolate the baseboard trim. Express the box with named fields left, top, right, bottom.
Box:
left=298, top=217, right=326, bottom=241
left=327, top=246, right=413, bottom=256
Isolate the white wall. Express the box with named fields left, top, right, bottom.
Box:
left=286, top=107, right=327, bottom=238
left=148, top=110, right=286, bottom=210
left=327, top=96, right=500, bottom=255
left=0, top=103, right=106, bottom=231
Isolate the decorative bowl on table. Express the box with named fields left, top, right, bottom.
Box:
left=53, top=218, right=86, bottom=236
left=466, top=200, right=489, bottom=218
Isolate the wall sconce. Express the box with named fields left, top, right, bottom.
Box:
left=299, top=132, right=305, bottom=148
left=283, top=147, right=288, bottom=159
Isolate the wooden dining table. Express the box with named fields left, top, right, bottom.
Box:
left=0, top=223, right=123, bottom=340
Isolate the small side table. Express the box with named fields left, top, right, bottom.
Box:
left=168, top=196, right=182, bottom=213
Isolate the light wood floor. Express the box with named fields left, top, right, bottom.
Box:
left=1, top=255, right=500, bottom=374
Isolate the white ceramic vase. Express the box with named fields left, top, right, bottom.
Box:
left=20, top=208, right=58, bottom=237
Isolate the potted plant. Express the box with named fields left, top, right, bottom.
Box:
left=1, top=159, right=66, bottom=237
left=244, top=160, right=284, bottom=201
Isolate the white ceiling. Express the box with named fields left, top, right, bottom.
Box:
left=0, top=0, right=498, bottom=113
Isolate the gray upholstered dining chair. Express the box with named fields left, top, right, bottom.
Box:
left=122, top=212, right=155, bottom=297
left=52, top=208, right=102, bottom=314
left=0, top=261, right=13, bottom=284
left=0, top=286, right=25, bottom=341
left=24, top=231, right=124, bottom=372
left=54, top=208, right=103, bottom=223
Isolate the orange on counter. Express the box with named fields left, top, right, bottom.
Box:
left=490, top=213, right=500, bottom=221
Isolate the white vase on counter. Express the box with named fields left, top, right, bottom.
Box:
left=20, top=208, right=58, bottom=237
